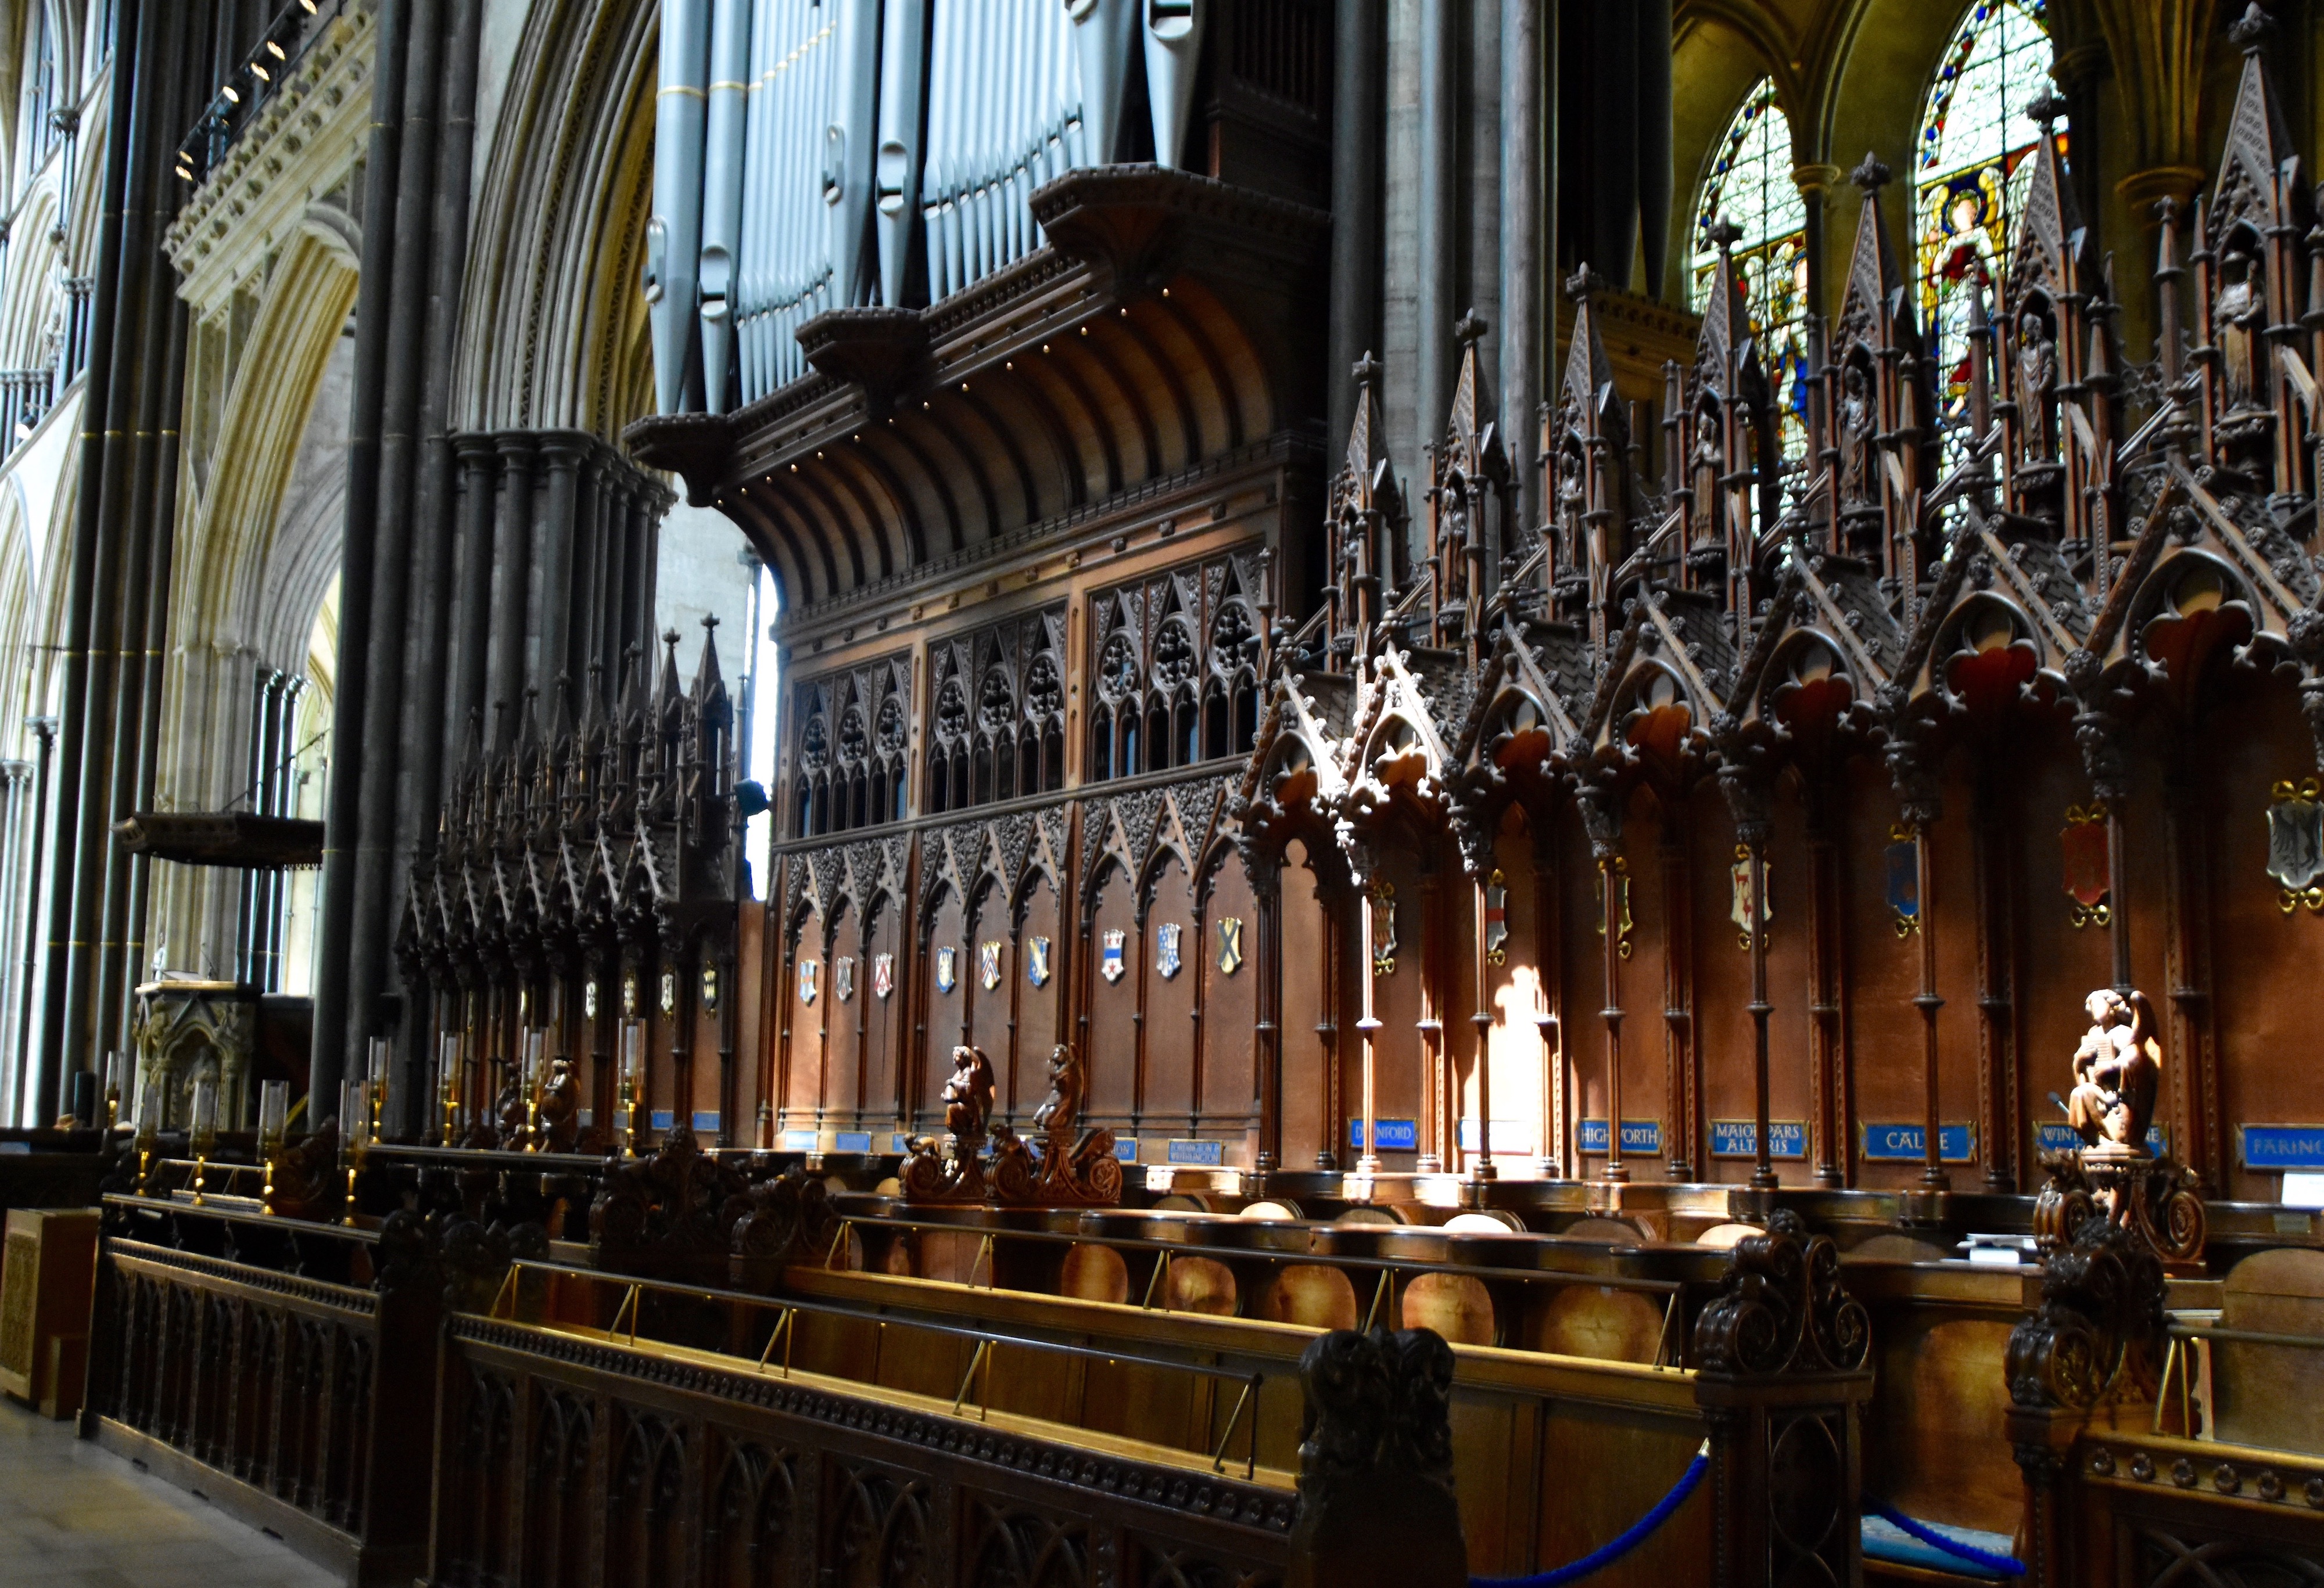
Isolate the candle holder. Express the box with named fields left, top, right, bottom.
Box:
left=367, top=1037, right=392, bottom=1144
left=102, top=1048, right=124, bottom=1133
left=522, top=1028, right=546, bottom=1151
left=131, top=1072, right=156, bottom=1194
left=257, top=1079, right=289, bottom=1210
left=340, top=1077, right=368, bottom=1227
left=189, top=1078, right=218, bottom=1205
left=619, top=1020, right=643, bottom=1159
left=438, top=1033, right=462, bottom=1145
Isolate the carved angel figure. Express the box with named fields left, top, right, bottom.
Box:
left=2067, top=988, right=2161, bottom=1153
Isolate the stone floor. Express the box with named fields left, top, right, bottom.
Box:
left=0, top=1395, right=338, bottom=1588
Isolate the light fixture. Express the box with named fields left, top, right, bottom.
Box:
left=267, top=40, right=287, bottom=59
left=221, top=84, right=241, bottom=104
left=252, top=63, right=271, bottom=82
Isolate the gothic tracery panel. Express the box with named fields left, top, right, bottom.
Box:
left=1088, top=548, right=1264, bottom=784
left=926, top=607, right=1067, bottom=815
left=790, top=655, right=912, bottom=839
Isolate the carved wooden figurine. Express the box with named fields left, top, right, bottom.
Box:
left=899, top=1046, right=996, bottom=1202
left=990, top=1044, right=1123, bottom=1206
left=2065, top=988, right=2160, bottom=1154
left=2036, top=987, right=2203, bottom=1267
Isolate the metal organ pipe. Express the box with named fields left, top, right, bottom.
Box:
left=698, top=0, right=751, bottom=414
left=683, top=0, right=1154, bottom=407
left=648, top=0, right=711, bottom=414
left=827, top=0, right=881, bottom=308
left=1143, top=0, right=1204, bottom=170
left=1068, top=0, right=1136, bottom=166
left=874, top=0, right=928, bottom=306
left=921, top=0, right=1089, bottom=302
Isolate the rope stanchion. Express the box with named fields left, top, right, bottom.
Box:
left=1471, top=1442, right=1708, bottom=1588
left=1863, top=1500, right=2025, bottom=1578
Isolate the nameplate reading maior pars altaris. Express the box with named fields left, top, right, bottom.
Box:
left=1860, top=1122, right=1977, bottom=1163
left=1709, top=1119, right=1807, bottom=1159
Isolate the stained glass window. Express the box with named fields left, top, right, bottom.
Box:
left=1916, top=1, right=2057, bottom=461
left=1691, top=80, right=1811, bottom=473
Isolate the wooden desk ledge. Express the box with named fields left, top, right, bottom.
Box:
left=480, top=1310, right=1300, bottom=1492
left=783, top=1262, right=1706, bottom=1411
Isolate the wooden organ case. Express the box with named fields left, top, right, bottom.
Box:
left=632, top=0, right=1334, bottom=1166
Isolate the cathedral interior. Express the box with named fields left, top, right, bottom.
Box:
left=0, top=1, right=2322, bottom=1584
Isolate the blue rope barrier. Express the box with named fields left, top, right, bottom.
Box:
left=1471, top=1443, right=1709, bottom=1588
left=1864, top=1500, right=2027, bottom=1578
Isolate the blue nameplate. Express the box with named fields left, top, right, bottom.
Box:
left=648, top=1109, right=675, bottom=1131
left=1114, top=1137, right=1140, bottom=1163
left=832, top=1131, right=873, bottom=1153
left=1710, top=1120, right=1807, bottom=1159
left=1862, top=1122, right=1976, bottom=1163
left=2035, top=1123, right=2168, bottom=1155
left=1578, top=1119, right=1662, bottom=1155
left=2240, top=1126, right=2324, bottom=1172
left=890, top=1133, right=911, bottom=1154
left=693, top=1111, right=720, bottom=1133
left=1348, top=1118, right=1419, bottom=1151
left=1167, top=1138, right=1225, bottom=1167
left=781, top=1129, right=819, bottom=1152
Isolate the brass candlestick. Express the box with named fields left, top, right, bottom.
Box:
left=340, top=1077, right=367, bottom=1227
left=188, top=1078, right=218, bottom=1206
left=619, top=1019, right=643, bottom=1159
left=257, top=1079, right=288, bottom=1212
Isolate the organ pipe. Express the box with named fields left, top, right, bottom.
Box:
left=1068, top=0, right=1136, bottom=166
left=1143, top=0, right=1206, bottom=170
left=874, top=0, right=929, bottom=306
left=648, top=0, right=710, bottom=414
left=698, top=0, right=751, bottom=414
left=662, top=0, right=1139, bottom=409
left=828, top=0, right=881, bottom=308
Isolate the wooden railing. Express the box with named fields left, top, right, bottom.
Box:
left=85, top=1198, right=471, bottom=1587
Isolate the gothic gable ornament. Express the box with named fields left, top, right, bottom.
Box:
left=1216, top=915, right=1243, bottom=975
left=872, top=951, right=895, bottom=999
left=1027, top=935, right=1052, bottom=987
left=935, top=945, right=957, bottom=994
left=1156, top=922, right=1183, bottom=979
left=2266, top=778, right=2324, bottom=908
left=1101, top=928, right=1127, bottom=983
